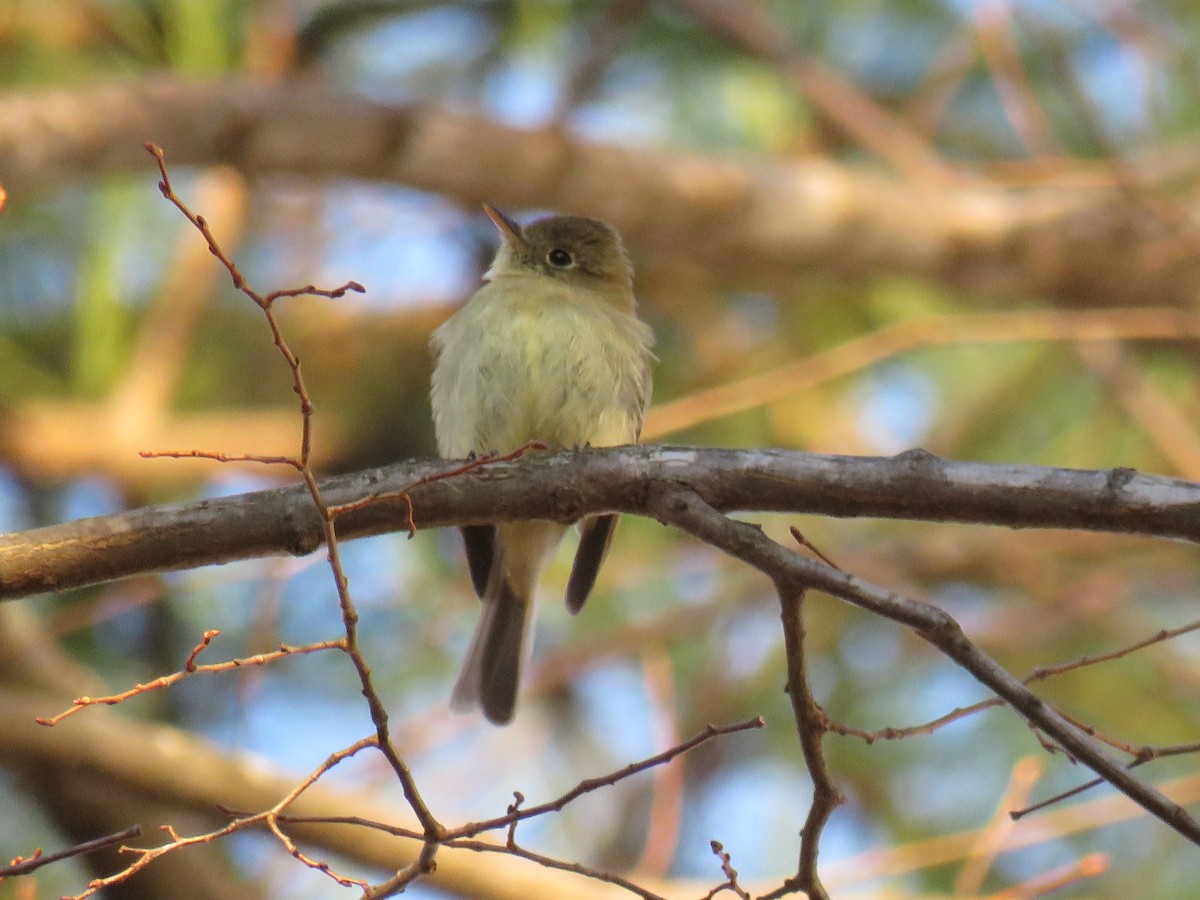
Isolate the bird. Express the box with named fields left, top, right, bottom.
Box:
left=429, top=205, right=654, bottom=724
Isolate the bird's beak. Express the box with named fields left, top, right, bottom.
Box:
left=482, top=204, right=525, bottom=247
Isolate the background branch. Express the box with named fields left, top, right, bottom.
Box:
left=1, top=77, right=1196, bottom=307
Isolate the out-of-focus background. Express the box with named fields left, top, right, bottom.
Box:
left=3, top=1, right=1200, bottom=897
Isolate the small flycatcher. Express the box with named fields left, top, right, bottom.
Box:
left=430, top=205, right=654, bottom=724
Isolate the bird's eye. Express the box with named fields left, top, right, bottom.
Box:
left=547, top=248, right=574, bottom=268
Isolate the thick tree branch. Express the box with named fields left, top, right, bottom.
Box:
left=1, top=77, right=1196, bottom=306
left=2, top=446, right=1198, bottom=600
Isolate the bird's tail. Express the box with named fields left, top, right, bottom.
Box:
left=565, top=514, right=619, bottom=614
left=451, top=521, right=564, bottom=724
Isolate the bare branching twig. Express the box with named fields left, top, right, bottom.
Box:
left=650, top=488, right=1200, bottom=847
left=64, top=738, right=380, bottom=900
left=35, top=633, right=344, bottom=727
left=282, top=717, right=764, bottom=899
left=827, top=616, right=1200, bottom=747
left=703, top=840, right=751, bottom=900
left=143, top=144, right=445, bottom=892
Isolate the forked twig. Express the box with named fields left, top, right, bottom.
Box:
left=827, top=617, right=1200, bottom=747
left=279, top=716, right=765, bottom=899
left=36, top=633, right=344, bottom=727
left=64, top=738, right=379, bottom=900
left=134, top=145, right=442, bottom=893
left=702, top=840, right=751, bottom=899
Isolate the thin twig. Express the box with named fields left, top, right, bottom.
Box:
left=789, top=526, right=841, bottom=570
left=702, top=841, right=751, bottom=899
left=953, top=756, right=1043, bottom=895
left=0, top=825, right=142, bottom=878
left=1012, top=738, right=1200, bottom=820
left=327, top=441, right=548, bottom=538
left=449, top=837, right=670, bottom=900
left=451, top=717, right=765, bottom=838
left=139, top=449, right=301, bottom=468
left=36, top=635, right=345, bottom=726
left=66, top=738, right=379, bottom=899
left=830, top=616, right=1200, bottom=743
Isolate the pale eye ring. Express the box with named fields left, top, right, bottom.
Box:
left=547, top=248, right=574, bottom=268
